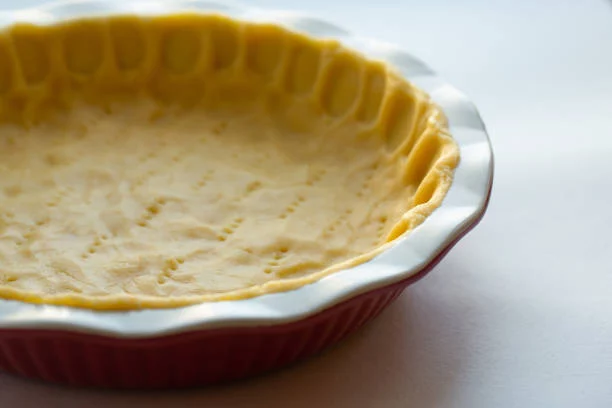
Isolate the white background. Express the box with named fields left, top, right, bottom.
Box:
left=1, top=0, right=612, bottom=406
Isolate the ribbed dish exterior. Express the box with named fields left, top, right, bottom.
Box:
left=0, top=280, right=406, bottom=388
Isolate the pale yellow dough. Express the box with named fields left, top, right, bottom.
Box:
left=0, top=15, right=458, bottom=309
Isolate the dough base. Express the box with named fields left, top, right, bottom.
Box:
left=0, top=15, right=458, bottom=309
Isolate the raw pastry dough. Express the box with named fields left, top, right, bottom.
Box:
left=0, top=15, right=458, bottom=309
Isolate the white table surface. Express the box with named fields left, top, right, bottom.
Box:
left=1, top=0, right=612, bottom=406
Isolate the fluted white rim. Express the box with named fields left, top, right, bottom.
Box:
left=0, top=0, right=493, bottom=338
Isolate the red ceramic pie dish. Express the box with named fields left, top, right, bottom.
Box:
left=0, top=0, right=493, bottom=388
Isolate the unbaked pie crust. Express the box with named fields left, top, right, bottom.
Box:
left=0, top=14, right=458, bottom=309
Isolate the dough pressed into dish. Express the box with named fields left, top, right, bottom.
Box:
left=0, top=14, right=459, bottom=309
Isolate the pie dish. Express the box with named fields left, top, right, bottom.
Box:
left=0, top=0, right=493, bottom=388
